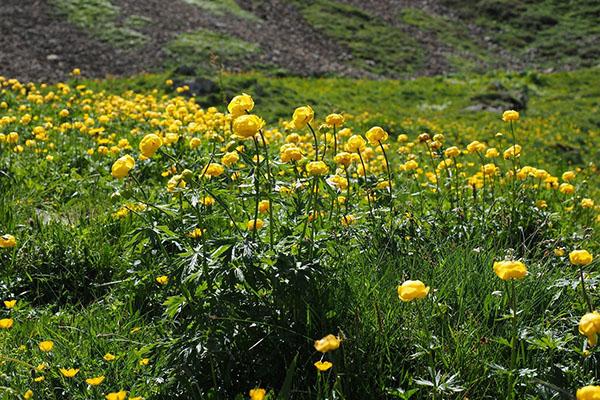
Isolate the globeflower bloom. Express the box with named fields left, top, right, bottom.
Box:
left=0, top=234, right=16, bottom=248
left=559, top=183, right=575, bottom=195
left=306, top=161, right=329, bottom=176
left=202, top=163, right=225, bottom=178
left=365, top=126, right=388, bottom=145
left=0, top=318, right=14, bottom=329
left=502, top=110, right=519, bottom=122
left=111, top=155, right=135, bottom=179
left=156, top=275, right=169, bottom=285
left=467, top=140, right=486, bottom=153
left=139, top=134, right=162, bottom=157
left=570, top=250, right=593, bottom=266
left=503, top=144, right=522, bottom=160
left=397, top=280, right=430, bottom=302
left=493, top=260, right=528, bottom=280
left=227, top=93, right=254, bottom=118
left=59, top=368, right=79, bottom=378
left=444, top=146, right=461, bottom=158
left=233, top=114, right=264, bottom=138
left=4, top=299, right=16, bottom=308
left=249, top=388, right=266, bottom=400
left=325, top=113, right=344, bottom=127
left=333, top=152, right=353, bottom=167
left=345, top=135, right=366, bottom=153
left=314, top=361, right=333, bottom=371
left=247, top=219, right=264, bottom=231
left=85, top=375, right=105, bottom=386
left=39, top=341, right=54, bottom=352
left=579, top=312, right=600, bottom=347
left=292, top=105, right=314, bottom=129
left=105, top=391, right=127, bottom=400
left=577, top=386, right=600, bottom=400
left=314, top=334, right=341, bottom=353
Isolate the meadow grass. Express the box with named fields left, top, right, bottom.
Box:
left=0, top=69, right=598, bottom=399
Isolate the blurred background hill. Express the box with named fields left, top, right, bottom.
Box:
left=1, top=0, right=599, bottom=82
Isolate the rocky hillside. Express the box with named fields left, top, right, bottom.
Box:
left=1, top=0, right=598, bottom=82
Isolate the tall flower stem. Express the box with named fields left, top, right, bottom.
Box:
left=299, top=177, right=318, bottom=254
left=379, top=141, right=393, bottom=230
left=333, top=125, right=338, bottom=158
left=579, top=267, right=594, bottom=313
left=252, top=136, right=261, bottom=242
left=259, top=131, right=275, bottom=249
left=344, top=165, right=351, bottom=216
left=357, top=150, right=374, bottom=220
left=308, top=123, right=319, bottom=160
left=507, top=280, right=519, bottom=399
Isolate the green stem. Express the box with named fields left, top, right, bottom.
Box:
left=307, top=123, right=319, bottom=160
left=252, top=136, right=261, bottom=242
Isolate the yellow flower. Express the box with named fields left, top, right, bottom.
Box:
left=23, top=390, right=33, bottom=399
left=333, top=152, right=353, bottom=167
left=71, top=68, right=81, bottom=76
left=314, top=334, right=341, bottom=353
left=280, top=144, right=303, bottom=163
left=227, top=93, right=254, bottom=118
left=4, top=299, right=16, bottom=309
left=189, top=137, right=201, bottom=149
left=292, top=105, right=314, bottom=129
left=581, top=198, right=595, bottom=208
left=59, top=368, right=79, bottom=378
left=502, top=110, right=519, bottom=122
left=345, top=135, right=366, bottom=153
left=482, top=163, right=497, bottom=177
left=325, top=113, right=344, bottom=127
left=249, top=388, right=266, bottom=400
left=569, top=250, right=593, bottom=266
left=340, top=214, right=355, bottom=226
left=139, top=358, right=150, bottom=366
left=188, top=228, right=204, bottom=239
left=485, top=148, right=499, bottom=158
left=156, top=275, right=169, bottom=285
left=233, top=114, right=264, bottom=138
left=105, top=391, right=127, bottom=400
left=314, top=361, right=333, bottom=371
left=554, top=248, right=565, bottom=257
left=562, top=170, right=576, bottom=181
left=103, top=353, right=117, bottom=361
left=85, top=375, right=106, bottom=386
left=306, top=161, right=329, bottom=176
left=444, top=146, right=461, bottom=158
left=139, top=134, right=162, bottom=158
left=247, top=219, right=264, bottom=231
left=202, top=163, right=225, bottom=178
left=503, top=144, right=522, bottom=160
left=38, top=341, right=54, bottom=352
left=577, top=386, right=600, bottom=400
left=365, top=126, right=388, bottom=145
left=493, top=260, right=527, bottom=280
left=559, top=183, right=575, bottom=195
left=579, top=312, right=600, bottom=347
left=111, top=155, right=135, bottom=179
left=59, top=109, right=69, bottom=118
left=0, top=318, right=14, bottom=329
left=258, top=200, right=270, bottom=214
left=466, top=140, right=486, bottom=153
left=397, top=280, right=430, bottom=302
left=0, top=234, right=17, bottom=248
left=202, top=196, right=215, bottom=207
left=221, top=151, right=239, bottom=167
left=34, top=376, right=45, bottom=382
left=129, top=397, right=143, bottom=400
